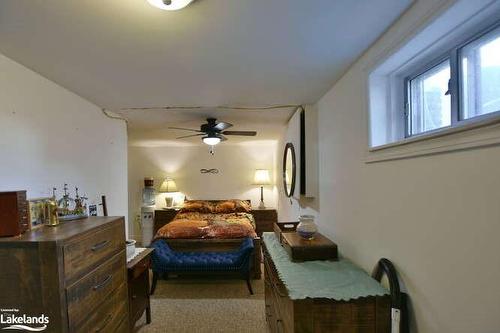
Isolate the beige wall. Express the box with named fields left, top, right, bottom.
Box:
left=128, top=143, right=278, bottom=239
left=0, top=53, right=129, bottom=233
left=315, top=0, right=500, bottom=332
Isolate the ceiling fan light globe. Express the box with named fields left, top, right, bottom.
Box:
left=147, top=0, right=195, bottom=11
left=202, top=136, right=221, bottom=145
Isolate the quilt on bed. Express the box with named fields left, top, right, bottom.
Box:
left=155, top=200, right=257, bottom=239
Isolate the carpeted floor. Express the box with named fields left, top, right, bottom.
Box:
left=135, top=275, right=269, bottom=333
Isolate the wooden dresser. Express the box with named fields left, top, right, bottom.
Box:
left=0, top=217, right=129, bottom=333
left=263, top=234, right=391, bottom=333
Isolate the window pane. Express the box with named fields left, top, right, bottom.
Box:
left=409, top=60, right=451, bottom=135
left=461, top=26, right=500, bottom=119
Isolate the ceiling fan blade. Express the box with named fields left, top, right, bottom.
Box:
left=169, top=127, right=202, bottom=132
left=176, top=133, right=205, bottom=139
left=219, top=135, right=228, bottom=141
left=222, top=130, right=257, bottom=136
left=213, top=122, right=233, bottom=131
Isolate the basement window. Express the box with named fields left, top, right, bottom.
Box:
left=404, top=24, right=500, bottom=139
left=460, top=26, right=500, bottom=120
left=367, top=1, right=500, bottom=161
left=406, top=59, right=451, bottom=136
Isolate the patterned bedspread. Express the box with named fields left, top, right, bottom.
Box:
left=155, top=212, right=257, bottom=239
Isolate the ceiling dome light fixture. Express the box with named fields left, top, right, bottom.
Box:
left=147, top=0, right=196, bottom=11
left=202, top=134, right=221, bottom=146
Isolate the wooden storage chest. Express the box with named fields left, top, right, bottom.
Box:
left=263, top=236, right=391, bottom=333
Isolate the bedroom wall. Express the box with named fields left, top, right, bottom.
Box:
left=315, top=0, right=500, bottom=332
left=0, top=53, right=129, bottom=233
left=128, top=142, right=278, bottom=240
left=276, top=107, right=319, bottom=223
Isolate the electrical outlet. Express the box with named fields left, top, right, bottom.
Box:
left=142, top=212, right=153, bottom=223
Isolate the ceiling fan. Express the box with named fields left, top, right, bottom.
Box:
left=170, top=118, right=257, bottom=145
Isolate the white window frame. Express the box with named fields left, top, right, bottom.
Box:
left=404, top=22, right=500, bottom=139
left=366, top=0, right=500, bottom=163
left=404, top=55, right=452, bottom=138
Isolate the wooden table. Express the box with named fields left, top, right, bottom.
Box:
left=127, top=248, right=154, bottom=331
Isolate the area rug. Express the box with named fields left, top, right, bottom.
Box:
left=135, top=277, right=268, bottom=333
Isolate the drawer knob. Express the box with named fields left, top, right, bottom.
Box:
left=91, top=240, right=110, bottom=252
left=93, top=275, right=112, bottom=291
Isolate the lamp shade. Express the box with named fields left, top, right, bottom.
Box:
left=159, top=178, right=178, bottom=193
left=253, top=169, right=271, bottom=185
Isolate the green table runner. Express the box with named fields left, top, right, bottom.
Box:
left=262, top=232, right=388, bottom=300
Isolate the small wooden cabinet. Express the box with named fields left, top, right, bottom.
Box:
left=251, top=209, right=277, bottom=236
left=0, top=217, right=129, bottom=333
left=127, top=248, right=154, bottom=331
left=154, top=208, right=180, bottom=234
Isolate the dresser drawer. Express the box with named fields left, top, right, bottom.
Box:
left=128, top=253, right=151, bottom=280
left=75, top=283, right=128, bottom=333
left=64, top=220, right=124, bottom=283
left=66, top=250, right=126, bottom=330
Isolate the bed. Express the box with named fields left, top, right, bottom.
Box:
left=153, top=199, right=263, bottom=278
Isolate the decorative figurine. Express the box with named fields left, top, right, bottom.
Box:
left=54, top=184, right=89, bottom=221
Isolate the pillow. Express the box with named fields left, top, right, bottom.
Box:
left=233, top=199, right=252, bottom=213
left=155, top=219, right=208, bottom=239
left=179, top=200, right=213, bottom=213
left=206, top=221, right=257, bottom=239
left=213, top=200, right=236, bottom=213
left=213, top=199, right=252, bottom=213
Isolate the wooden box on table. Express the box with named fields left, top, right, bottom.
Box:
left=0, top=191, right=29, bottom=237
left=281, top=231, right=338, bottom=262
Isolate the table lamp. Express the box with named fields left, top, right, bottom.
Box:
left=254, top=169, right=271, bottom=209
left=159, top=178, right=178, bottom=208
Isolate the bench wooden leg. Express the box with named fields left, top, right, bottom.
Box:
left=246, top=277, right=254, bottom=295
left=146, top=304, right=152, bottom=324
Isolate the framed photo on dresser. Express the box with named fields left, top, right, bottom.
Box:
left=28, top=197, right=52, bottom=229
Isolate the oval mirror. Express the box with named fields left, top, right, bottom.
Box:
left=283, top=143, right=296, bottom=197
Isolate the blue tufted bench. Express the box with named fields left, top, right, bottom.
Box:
left=150, top=237, right=255, bottom=294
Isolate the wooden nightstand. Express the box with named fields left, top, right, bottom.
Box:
left=127, top=248, right=154, bottom=331
left=251, top=209, right=277, bottom=236
left=154, top=208, right=180, bottom=234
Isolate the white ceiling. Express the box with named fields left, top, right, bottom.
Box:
left=0, top=0, right=411, bottom=145
left=124, top=106, right=297, bottom=146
